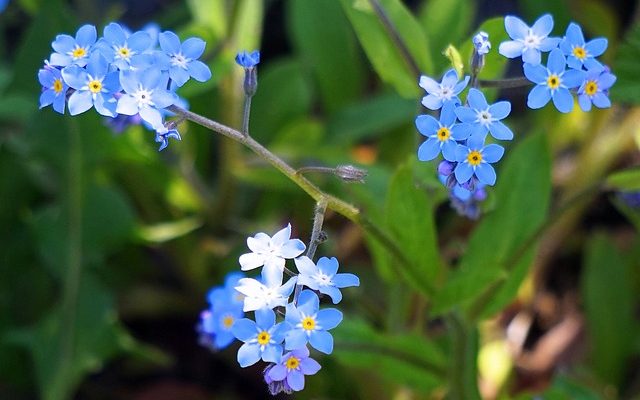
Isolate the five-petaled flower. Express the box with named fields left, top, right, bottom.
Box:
left=419, top=69, right=470, bottom=110
left=577, top=66, right=616, bottom=112
left=49, top=24, right=97, bottom=67
left=235, top=275, right=298, bottom=312
left=559, top=22, right=608, bottom=70
left=96, top=22, right=154, bottom=70
left=157, top=31, right=212, bottom=87
left=232, top=308, right=289, bottom=367
left=38, top=65, right=68, bottom=114
left=416, top=101, right=469, bottom=162
left=524, top=48, right=586, bottom=113
left=264, top=346, right=321, bottom=394
left=295, top=256, right=360, bottom=304
left=498, top=14, right=560, bottom=65
left=454, top=135, right=505, bottom=186
left=454, top=88, right=514, bottom=141
left=284, top=290, right=343, bottom=354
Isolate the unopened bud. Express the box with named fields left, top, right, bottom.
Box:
left=335, top=165, right=367, bottom=183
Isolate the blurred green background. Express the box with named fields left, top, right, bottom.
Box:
left=1, top=0, right=640, bottom=399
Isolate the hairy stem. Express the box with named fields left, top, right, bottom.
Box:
left=241, top=95, right=252, bottom=135
left=294, top=199, right=329, bottom=304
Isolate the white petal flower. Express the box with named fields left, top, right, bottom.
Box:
left=295, top=256, right=360, bottom=304
left=235, top=276, right=298, bottom=312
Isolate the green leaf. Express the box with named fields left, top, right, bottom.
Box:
left=136, top=217, right=203, bottom=243
left=340, top=0, right=433, bottom=98
left=542, top=375, right=603, bottom=400
left=187, top=0, right=228, bottom=40
left=611, top=24, right=640, bottom=104
left=432, top=133, right=552, bottom=317
left=287, top=0, right=365, bottom=113
left=605, top=167, right=640, bottom=191
left=333, top=319, right=446, bottom=393
left=582, top=234, right=635, bottom=386
left=384, top=161, right=441, bottom=297
left=418, top=0, right=475, bottom=72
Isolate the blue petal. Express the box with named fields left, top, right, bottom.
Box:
left=317, top=257, right=339, bottom=276
left=299, top=357, right=321, bottom=375
left=255, top=308, right=275, bottom=329
left=488, top=101, right=510, bottom=120
left=285, top=329, right=308, bottom=350
left=67, top=91, right=93, bottom=115
left=52, top=34, right=75, bottom=54
left=504, top=15, right=529, bottom=40
left=552, top=88, right=574, bottom=113
left=237, top=342, right=261, bottom=367
left=116, top=95, right=139, bottom=115
left=169, top=66, right=190, bottom=87
left=441, top=140, right=458, bottom=162
left=38, top=69, right=56, bottom=87
left=128, top=31, right=153, bottom=52
left=527, top=85, right=551, bottom=109
left=39, top=90, right=55, bottom=108
left=102, top=71, right=121, bottom=93
left=140, top=67, right=163, bottom=90
left=419, top=75, right=439, bottom=93
left=139, top=106, right=163, bottom=129
left=153, top=89, right=177, bottom=109
left=159, top=31, right=181, bottom=54
left=454, top=163, right=474, bottom=184
left=482, top=144, right=505, bottom=163
left=439, top=100, right=457, bottom=125
left=539, top=37, right=561, bottom=52
left=268, top=364, right=287, bottom=381
left=523, top=63, right=547, bottom=84
left=232, top=318, right=258, bottom=341
left=585, top=38, right=607, bottom=57
left=103, top=23, right=126, bottom=45
left=75, top=24, right=97, bottom=47
left=52, top=92, right=67, bottom=114
left=475, top=163, right=497, bottom=186
left=592, top=92, right=611, bottom=108
left=182, top=37, right=206, bottom=59
left=498, top=40, right=525, bottom=59
left=531, top=14, right=554, bottom=37
left=454, top=106, right=477, bottom=123
left=578, top=94, right=592, bottom=112
left=309, top=330, right=334, bottom=354
left=598, top=73, right=616, bottom=90
left=317, top=309, right=342, bottom=330
left=566, top=56, right=584, bottom=70
left=61, top=65, right=88, bottom=90
left=522, top=48, right=541, bottom=65
left=287, top=370, right=305, bottom=391
left=415, top=114, right=439, bottom=136
left=417, top=138, right=441, bottom=161
left=93, top=93, right=117, bottom=117
left=565, top=23, right=585, bottom=45
left=441, top=69, right=459, bottom=87
left=583, top=58, right=603, bottom=70
left=261, top=344, right=282, bottom=363
left=451, top=123, right=471, bottom=141
left=454, top=144, right=469, bottom=162
left=421, top=94, right=442, bottom=110
left=563, top=69, right=586, bottom=89
left=453, top=76, right=470, bottom=94
left=119, top=70, right=139, bottom=94
left=547, top=48, right=566, bottom=74
left=466, top=88, right=487, bottom=110
left=488, top=121, right=513, bottom=140
left=467, top=133, right=485, bottom=149
left=321, top=286, right=342, bottom=304
left=188, top=60, right=212, bottom=82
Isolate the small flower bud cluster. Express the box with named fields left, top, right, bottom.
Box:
left=198, top=224, right=360, bottom=395
left=38, top=23, right=212, bottom=150
left=499, top=14, right=616, bottom=112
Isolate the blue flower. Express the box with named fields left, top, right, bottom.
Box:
left=95, top=22, right=153, bottom=70
left=38, top=65, right=68, bottom=114
left=61, top=52, right=120, bottom=116
left=454, top=135, right=504, bottom=186
left=232, top=308, right=289, bottom=367
left=498, top=14, right=560, bottom=65
left=524, top=48, right=586, bottom=113
left=294, top=256, right=360, bottom=304
left=155, top=127, right=182, bottom=151
left=235, top=50, right=261, bottom=68
left=157, top=31, right=212, bottom=87
left=577, top=66, right=616, bottom=112
left=49, top=24, right=97, bottom=67
left=116, top=67, right=177, bottom=130
left=416, top=101, right=469, bottom=162
left=473, top=31, right=491, bottom=55
left=284, top=290, right=342, bottom=354
left=419, top=69, right=470, bottom=110
left=264, top=346, right=321, bottom=394
left=559, top=23, right=608, bottom=70
left=454, top=88, right=514, bottom=141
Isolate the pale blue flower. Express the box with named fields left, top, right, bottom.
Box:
left=559, top=23, right=608, bottom=70
left=155, top=128, right=181, bottom=151
left=294, top=256, right=359, bottom=304
left=577, top=66, right=616, bottom=112
left=419, top=69, right=469, bottom=110
left=524, top=48, right=586, bottom=113
left=49, top=24, right=97, bottom=67
left=61, top=52, right=120, bottom=116
left=234, top=275, right=297, bottom=312
left=95, top=22, right=153, bottom=70
left=232, top=308, right=289, bottom=367
left=157, top=31, right=212, bottom=87
left=454, top=88, right=513, bottom=140
left=264, top=346, right=321, bottom=394
left=454, top=135, right=504, bottom=186
left=473, top=31, right=491, bottom=55
left=38, top=65, right=68, bottom=114
left=416, top=100, right=469, bottom=161
left=498, top=14, right=560, bottom=65
left=284, top=290, right=342, bottom=354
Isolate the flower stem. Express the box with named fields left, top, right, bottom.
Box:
left=478, top=76, right=531, bottom=89
left=241, top=95, right=252, bottom=136
left=294, top=199, right=329, bottom=304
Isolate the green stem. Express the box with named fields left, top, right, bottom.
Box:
left=294, top=199, right=328, bottom=304
left=478, top=76, right=531, bottom=89
left=446, top=313, right=481, bottom=400
left=241, top=95, right=252, bottom=135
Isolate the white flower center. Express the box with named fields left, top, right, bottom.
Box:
left=133, top=86, right=154, bottom=107
left=438, top=85, right=454, bottom=100
left=114, top=44, right=135, bottom=61
left=311, top=272, right=333, bottom=286
left=476, top=109, right=493, bottom=126
left=170, top=52, right=191, bottom=69
left=522, top=31, right=542, bottom=49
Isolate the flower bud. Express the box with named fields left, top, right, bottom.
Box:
left=335, top=165, right=367, bottom=183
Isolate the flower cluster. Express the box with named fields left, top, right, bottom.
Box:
left=417, top=40, right=510, bottom=218
left=499, top=14, right=616, bottom=113
left=198, top=224, right=359, bottom=394
left=38, top=23, right=212, bottom=150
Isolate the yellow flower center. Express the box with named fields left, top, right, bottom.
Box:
left=72, top=47, right=87, bottom=59
left=572, top=46, right=586, bottom=60
left=53, top=79, right=64, bottom=94
left=436, top=127, right=451, bottom=142
left=222, top=315, right=234, bottom=329
left=118, top=47, right=131, bottom=58
left=257, top=331, right=270, bottom=345
left=301, top=316, right=316, bottom=331
left=88, top=80, right=102, bottom=93
left=467, top=150, right=482, bottom=166
left=547, top=74, right=560, bottom=89
left=585, top=80, right=598, bottom=96
left=286, top=356, right=300, bottom=370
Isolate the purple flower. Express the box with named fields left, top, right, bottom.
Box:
left=264, top=346, right=321, bottom=394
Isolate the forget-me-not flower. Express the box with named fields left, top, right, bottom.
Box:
left=157, top=31, right=212, bottom=87
left=38, top=65, right=68, bottom=114
left=264, top=346, right=321, bottom=394
left=498, top=14, right=560, bottom=65
left=62, top=52, right=120, bottom=116
left=524, top=48, right=586, bottom=113
left=454, top=88, right=514, bottom=140
left=416, top=101, right=469, bottom=162
left=116, top=67, right=177, bottom=130
left=95, top=22, right=153, bottom=70
left=284, top=290, right=343, bottom=354
left=473, top=31, right=491, bottom=55
left=419, top=69, right=470, bottom=110
left=235, top=50, right=261, bottom=68
left=238, top=224, right=306, bottom=286
left=155, top=127, right=182, bottom=151
left=49, top=24, right=97, bottom=67
left=559, top=23, right=608, bottom=70
left=294, top=256, right=360, bottom=304
left=235, top=275, right=298, bottom=312
left=454, top=134, right=504, bottom=186
left=577, top=66, right=616, bottom=112
left=232, top=308, right=289, bottom=367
